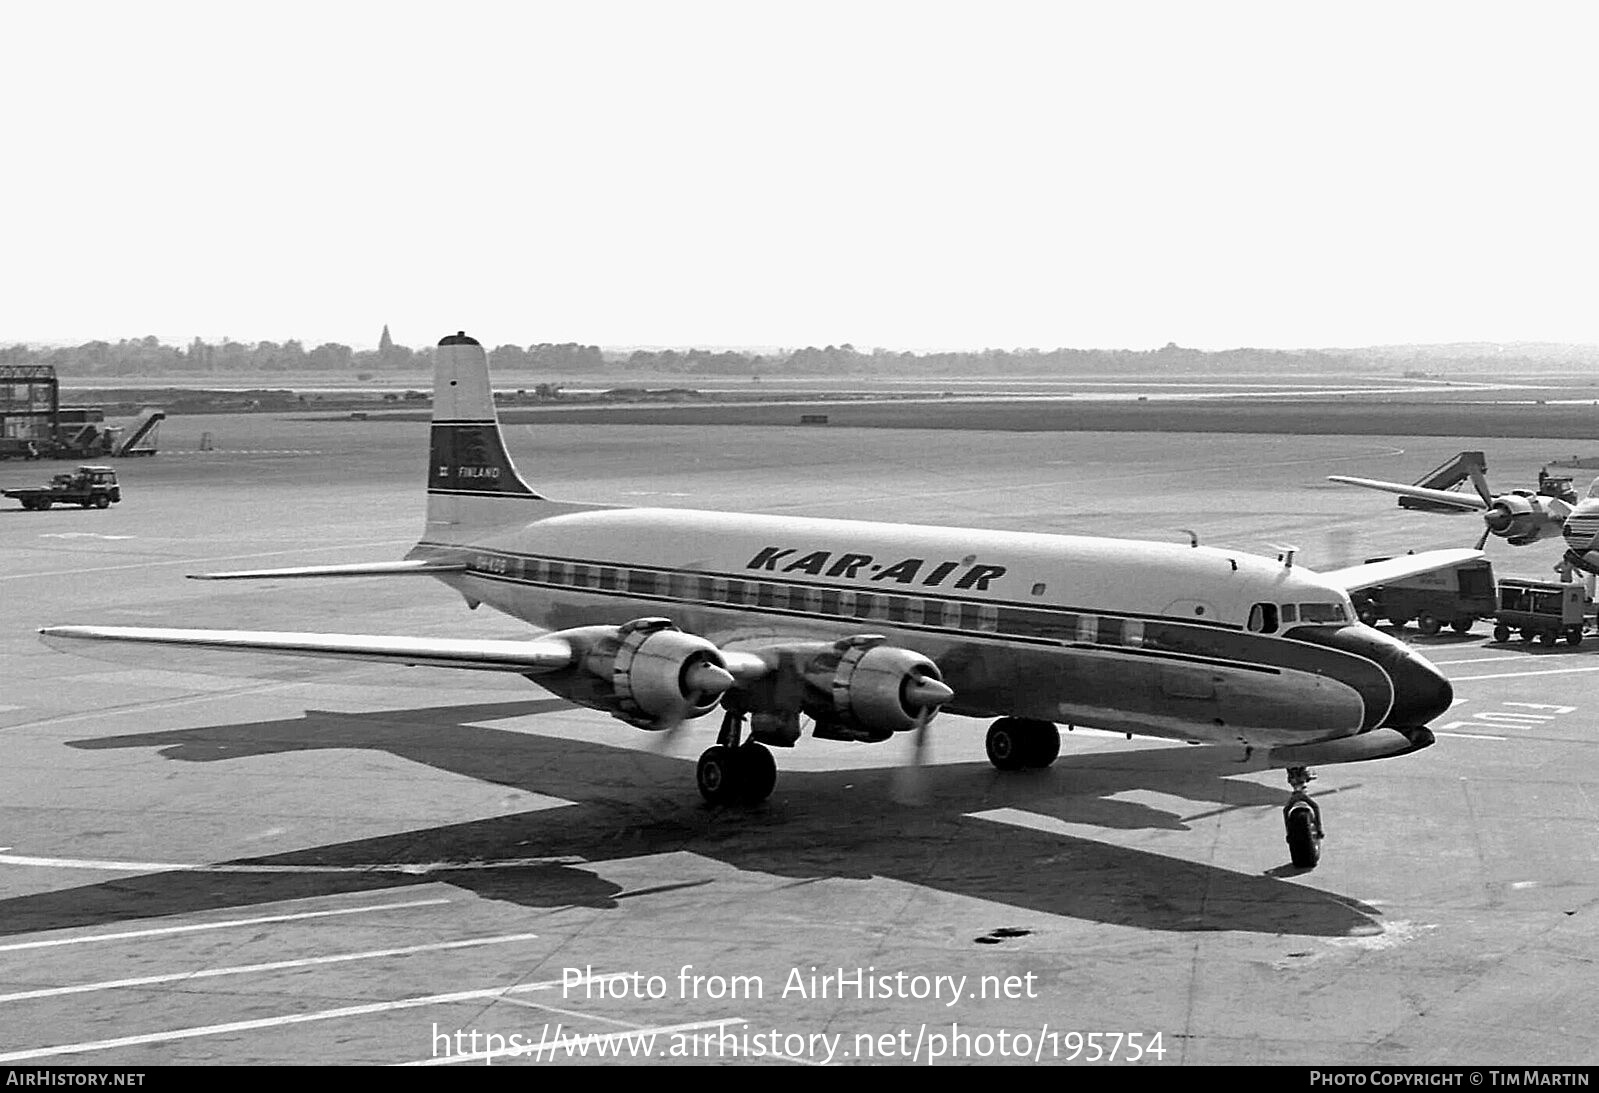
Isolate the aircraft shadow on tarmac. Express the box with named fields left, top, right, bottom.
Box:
left=0, top=699, right=1381, bottom=939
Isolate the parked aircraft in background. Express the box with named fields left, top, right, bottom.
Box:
left=1329, top=455, right=1599, bottom=576
left=43, top=334, right=1475, bottom=869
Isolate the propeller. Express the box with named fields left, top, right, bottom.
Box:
left=891, top=672, right=955, bottom=805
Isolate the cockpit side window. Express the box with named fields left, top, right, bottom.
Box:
left=1248, top=602, right=1279, bottom=634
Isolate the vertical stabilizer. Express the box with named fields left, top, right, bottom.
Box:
left=425, top=332, right=543, bottom=538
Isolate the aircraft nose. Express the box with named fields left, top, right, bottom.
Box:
left=1384, top=647, right=1453, bottom=728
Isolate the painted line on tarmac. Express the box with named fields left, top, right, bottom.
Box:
left=0, top=972, right=646, bottom=1064
left=1426, top=655, right=1528, bottom=666
left=0, top=932, right=544, bottom=1004
left=0, top=851, right=584, bottom=874
left=1450, top=666, right=1599, bottom=682
left=1433, top=731, right=1508, bottom=741
left=0, top=538, right=413, bottom=581
left=0, top=898, right=450, bottom=954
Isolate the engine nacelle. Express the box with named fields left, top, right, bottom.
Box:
left=1486, top=492, right=1566, bottom=546
left=803, top=636, right=950, bottom=742
left=538, top=618, right=733, bottom=730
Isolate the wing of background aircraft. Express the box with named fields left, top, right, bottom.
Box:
left=1326, top=475, right=1487, bottom=511
left=1316, top=547, right=1487, bottom=594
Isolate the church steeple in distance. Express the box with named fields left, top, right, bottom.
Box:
left=379, top=324, right=394, bottom=355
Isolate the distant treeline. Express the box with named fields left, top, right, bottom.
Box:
left=0, top=336, right=1575, bottom=377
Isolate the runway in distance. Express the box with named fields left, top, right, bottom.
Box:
left=44, top=333, right=1480, bottom=869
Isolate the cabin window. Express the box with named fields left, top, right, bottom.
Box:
left=1097, top=618, right=1124, bottom=645
left=598, top=567, right=619, bottom=591
left=1031, top=582, right=1047, bottom=597
left=819, top=589, right=841, bottom=615
left=854, top=592, right=876, bottom=619
left=1281, top=604, right=1299, bottom=623
left=939, top=601, right=962, bottom=629
left=757, top=582, right=778, bottom=608
left=627, top=569, right=655, bottom=595
left=546, top=561, right=567, bottom=586
left=726, top=580, right=748, bottom=605
left=978, top=604, right=999, bottom=633
left=1248, top=602, right=1280, bottom=634
left=1076, top=615, right=1098, bottom=643
left=837, top=589, right=856, bottom=617
left=1123, top=619, right=1144, bottom=647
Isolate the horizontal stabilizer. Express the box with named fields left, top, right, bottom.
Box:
left=188, top=560, right=468, bottom=581
left=1327, top=475, right=1488, bottom=511
left=41, top=625, right=575, bottom=674
left=1318, top=548, right=1486, bottom=594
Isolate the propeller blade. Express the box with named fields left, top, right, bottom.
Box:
left=890, top=705, right=935, bottom=806
left=1474, top=526, right=1492, bottom=551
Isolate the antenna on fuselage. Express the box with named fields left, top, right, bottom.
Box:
left=1179, top=529, right=1199, bottom=548
left=1271, top=543, right=1299, bottom=569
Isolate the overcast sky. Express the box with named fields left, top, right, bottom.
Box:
left=4, top=2, right=1596, bottom=352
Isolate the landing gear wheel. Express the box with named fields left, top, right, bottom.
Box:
left=736, top=741, right=777, bottom=804
left=696, top=745, right=740, bottom=806
left=1285, top=802, right=1321, bottom=868
left=986, top=717, right=1059, bottom=769
left=1028, top=721, right=1061, bottom=767
left=1493, top=624, right=1511, bottom=642
left=1417, top=612, right=1441, bottom=636
left=985, top=718, right=1028, bottom=771
left=1451, top=619, right=1474, bottom=635
left=1283, top=766, right=1323, bottom=869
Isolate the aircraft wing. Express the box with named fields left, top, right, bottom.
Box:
left=1326, top=475, right=1487, bottom=511
left=39, top=625, right=576, bottom=674
left=1318, top=548, right=1488, bottom=594
left=188, top=560, right=468, bottom=581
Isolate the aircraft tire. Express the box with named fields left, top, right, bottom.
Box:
left=1025, top=720, right=1061, bottom=767
left=1285, top=803, right=1320, bottom=868
left=985, top=719, right=1029, bottom=771
left=696, top=745, right=741, bottom=806
left=737, top=742, right=777, bottom=804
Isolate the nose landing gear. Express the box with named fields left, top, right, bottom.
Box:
left=1283, top=765, right=1323, bottom=868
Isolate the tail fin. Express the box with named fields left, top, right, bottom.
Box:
left=425, top=332, right=543, bottom=539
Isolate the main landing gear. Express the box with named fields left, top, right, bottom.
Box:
left=985, top=717, right=1061, bottom=771
left=1283, top=765, right=1323, bottom=869
left=696, top=707, right=778, bottom=806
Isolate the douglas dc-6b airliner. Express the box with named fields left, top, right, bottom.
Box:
left=44, top=333, right=1475, bottom=869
